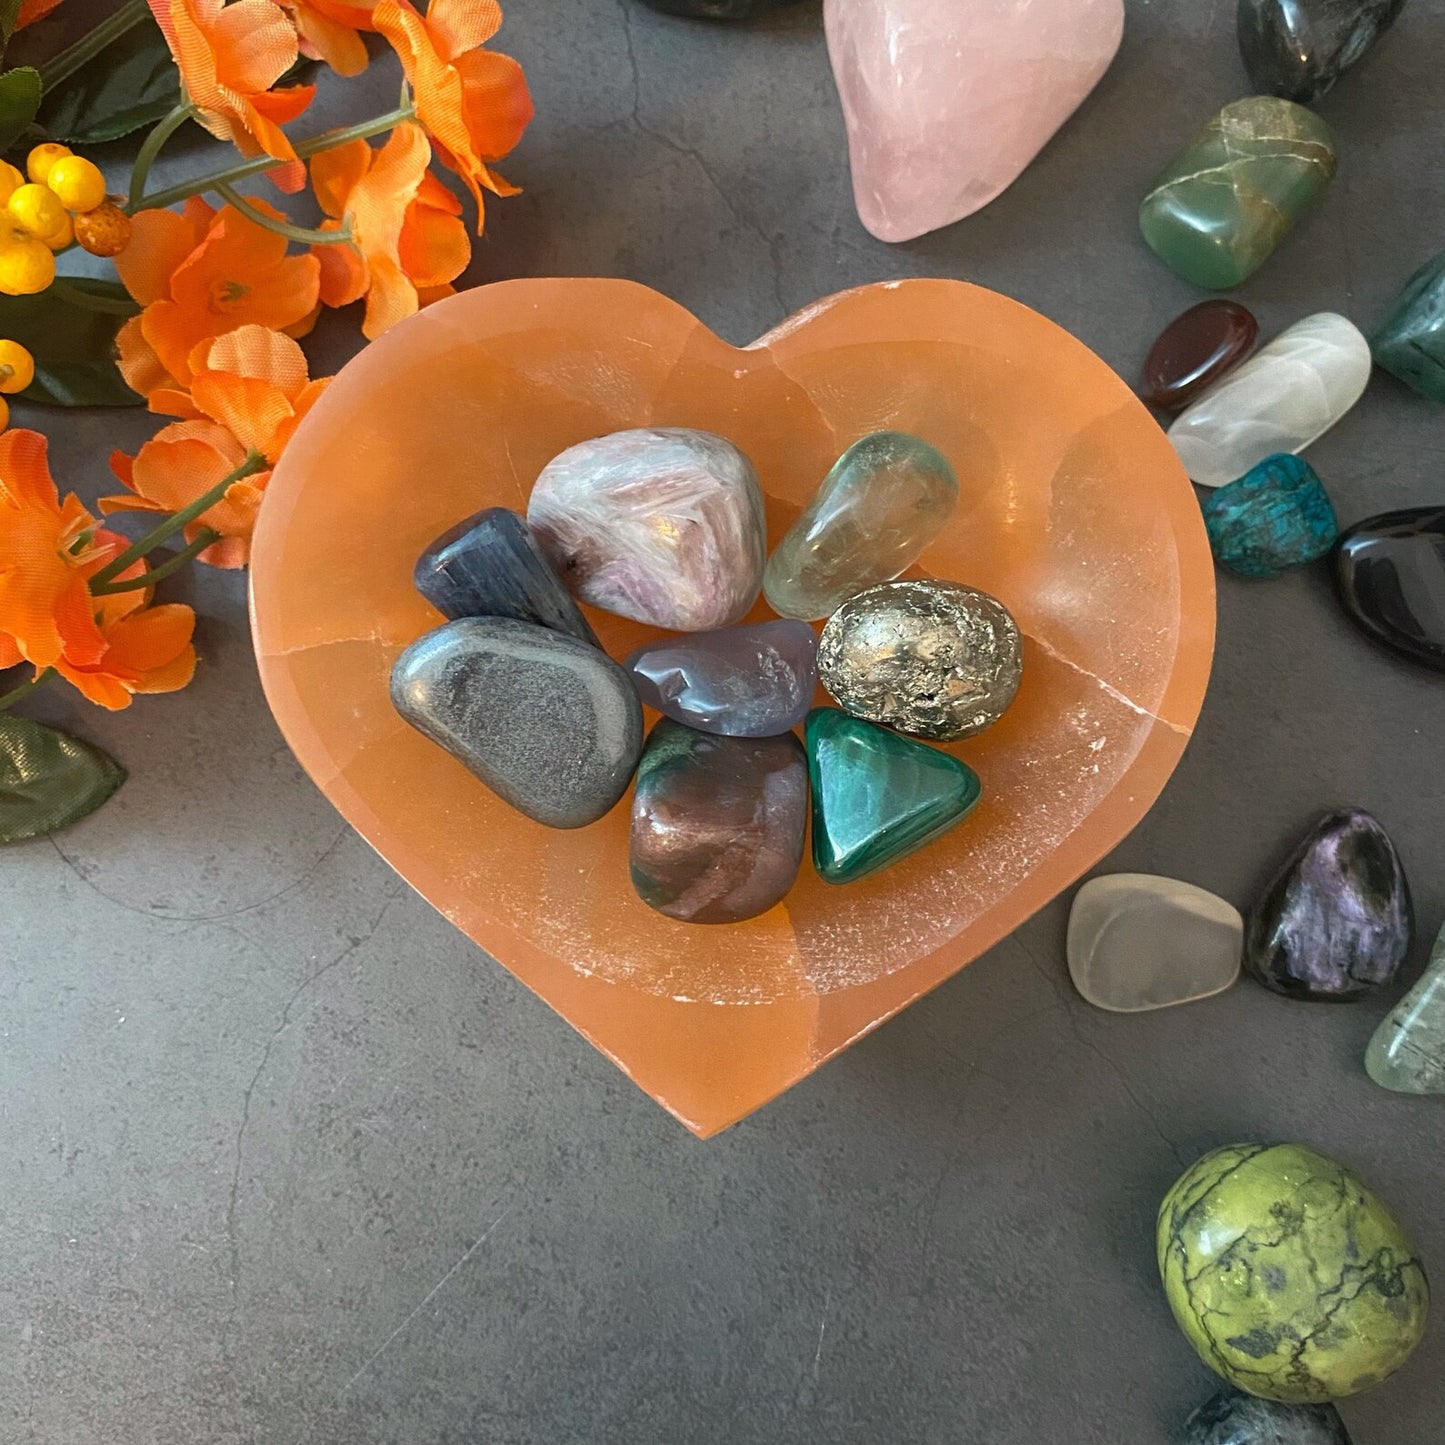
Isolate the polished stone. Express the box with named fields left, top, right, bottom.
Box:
left=1139, top=98, right=1336, bottom=290
left=527, top=427, right=766, bottom=631
left=1371, top=248, right=1445, bottom=403
left=1334, top=506, right=1445, bottom=671
left=805, top=706, right=980, bottom=884
left=764, top=431, right=958, bottom=621
left=637, top=0, right=804, bottom=13
left=1168, top=313, right=1371, bottom=488
left=816, top=579, right=1022, bottom=740
left=1067, top=874, right=1242, bottom=1013
left=413, top=506, right=600, bottom=646
left=1244, top=807, right=1412, bottom=1000
left=1239, top=0, right=1407, bottom=103
left=629, top=720, right=807, bottom=924
left=1158, top=1142, right=1430, bottom=1403
left=1366, top=921, right=1445, bottom=1094
left=1201, top=454, right=1338, bottom=577
left=625, top=619, right=817, bottom=738
left=390, top=617, right=643, bottom=829
left=1183, top=1388, right=1352, bottom=1445
left=1140, top=300, right=1259, bottom=411
left=823, top=0, right=1124, bottom=242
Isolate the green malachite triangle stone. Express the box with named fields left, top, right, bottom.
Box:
left=805, top=707, right=981, bottom=884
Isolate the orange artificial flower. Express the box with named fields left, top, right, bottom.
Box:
left=282, top=0, right=377, bottom=75
left=148, top=0, right=315, bottom=188
left=15, top=0, right=65, bottom=29
left=310, top=122, right=469, bottom=337
left=372, top=0, right=532, bottom=225
left=104, top=326, right=331, bottom=568
left=115, top=199, right=321, bottom=401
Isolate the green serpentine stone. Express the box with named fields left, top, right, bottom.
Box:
left=1157, top=1144, right=1428, bottom=1403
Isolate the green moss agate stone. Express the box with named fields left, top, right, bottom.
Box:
left=1140, top=98, right=1336, bottom=290
left=1158, top=1143, right=1429, bottom=1403
left=1371, top=249, right=1445, bottom=404
left=805, top=707, right=980, bottom=884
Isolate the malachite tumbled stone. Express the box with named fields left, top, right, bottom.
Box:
left=1139, top=98, right=1336, bottom=290
left=1366, top=921, right=1445, bottom=1094
left=1202, top=454, right=1338, bottom=577
left=1158, top=1143, right=1430, bottom=1403
left=1371, top=249, right=1445, bottom=404
left=805, top=707, right=980, bottom=884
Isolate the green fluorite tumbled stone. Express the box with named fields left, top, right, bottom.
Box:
left=805, top=707, right=980, bottom=884
left=1371, top=249, right=1445, bottom=403
left=1140, top=98, right=1336, bottom=290
left=1366, top=922, right=1445, bottom=1093
left=1158, top=1143, right=1429, bottom=1403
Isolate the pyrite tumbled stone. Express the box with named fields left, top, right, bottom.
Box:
left=1371, top=249, right=1445, bottom=403
left=1182, top=1388, right=1352, bottom=1445
left=1201, top=454, right=1337, bottom=577
left=1366, top=921, right=1445, bottom=1094
left=1238, top=0, right=1407, bottom=104
left=1139, top=98, right=1336, bottom=290
left=1140, top=300, right=1259, bottom=412
left=1334, top=507, right=1445, bottom=671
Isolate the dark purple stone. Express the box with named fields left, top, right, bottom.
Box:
left=1334, top=506, right=1445, bottom=672
left=1244, top=808, right=1413, bottom=1001
left=1183, top=1387, right=1351, bottom=1444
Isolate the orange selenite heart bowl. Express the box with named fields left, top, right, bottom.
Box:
left=250, top=277, right=1214, bottom=1137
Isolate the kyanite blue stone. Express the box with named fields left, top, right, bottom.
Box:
left=414, top=507, right=600, bottom=647
left=1201, top=454, right=1338, bottom=577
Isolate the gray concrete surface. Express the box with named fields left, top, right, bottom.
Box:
left=4, top=1, right=1444, bottom=1440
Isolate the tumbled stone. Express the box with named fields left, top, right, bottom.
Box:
left=1366, top=921, right=1445, bottom=1094
left=1140, top=300, right=1258, bottom=412
left=1158, top=1143, right=1429, bottom=1403
left=1244, top=807, right=1412, bottom=1000
left=1371, top=248, right=1445, bottom=404
left=1239, top=0, right=1406, bottom=104
left=816, top=579, right=1021, bottom=741
left=625, top=619, right=817, bottom=738
left=527, top=428, right=766, bottom=631
left=805, top=707, right=980, bottom=884
left=629, top=720, right=807, bottom=924
left=1334, top=507, right=1445, bottom=672
left=390, top=617, right=643, bottom=829
left=1139, top=99, right=1336, bottom=290
left=1168, top=313, right=1371, bottom=488
left=764, top=431, right=957, bottom=621
left=413, top=506, right=600, bottom=646
left=1201, top=454, right=1338, bottom=577
left=1067, top=874, right=1242, bottom=1013
left=823, top=0, right=1124, bottom=242
left=1183, top=1388, right=1352, bottom=1445
left=637, top=0, right=804, bottom=15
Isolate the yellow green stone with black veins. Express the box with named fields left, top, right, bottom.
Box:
left=1157, top=1143, right=1428, bottom=1403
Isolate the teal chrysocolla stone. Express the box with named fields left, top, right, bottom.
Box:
left=1365, top=921, right=1445, bottom=1094
left=1201, top=454, right=1338, bottom=577
left=1371, top=249, right=1445, bottom=404
left=804, top=707, right=980, bottom=884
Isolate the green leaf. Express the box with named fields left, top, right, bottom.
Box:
left=35, top=14, right=178, bottom=144
left=0, top=713, right=125, bottom=843
left=0, top=0, right=23, bottom=56
left=0, top=65, right=40, bottom=152
left=1, top=277, right=143, bottom=407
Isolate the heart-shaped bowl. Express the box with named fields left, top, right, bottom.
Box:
left=251, top=278, right=1214, bottom=1137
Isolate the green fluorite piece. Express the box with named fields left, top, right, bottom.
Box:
left=1366, top=922, right=1445, bottom=1093
left=1140, top=98, right=1336, bottom=289
left=804, top=707, right=980, bottom=884
left=1157, top=1143, right=1430, bottom=1403
left=1371, top=249, right=1445, bottom=403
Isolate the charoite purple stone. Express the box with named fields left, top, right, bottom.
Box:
left=1244, top=807, right=1413, bottom=1001
left=625, top=620, right=818, bottom=737
left=526, top=427, right=767, bottom=631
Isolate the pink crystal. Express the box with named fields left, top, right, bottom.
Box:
left=825, top=0, right=1125, bottom=243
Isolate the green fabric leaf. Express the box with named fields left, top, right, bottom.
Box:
left=0, top=0, right=23, bottom=56
left=35, top=14, right=178, bottom=144
left=1, top=277, right=143, bottom=407
left=0, top=65, right=40, bottom=152
left=0, top=713, right=125, bottom=843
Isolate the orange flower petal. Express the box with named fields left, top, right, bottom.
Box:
left=289, top=0, right=370, bottom=74
left=191, top=373, right=293, bottom=456
left=316, top=239, right=369, bottom=308
left=426, top=0, right=502, bottom=61
left=202, top=324, right=310, bottom=394
left=398, top=202, right=470, bottom=288
left=211, top=0, right=301, bottom=93
left=116, top=207, right=211, bottom=306
left=310, top=138, right=372, bottom=218
left=454, top=47, right=532, bottom=161
left=0, top=631, right=22, bottom=669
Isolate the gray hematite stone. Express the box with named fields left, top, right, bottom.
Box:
left=1182, top=1387, right=1352, bottom=1444
left=390, top=617, right=643, bottom=829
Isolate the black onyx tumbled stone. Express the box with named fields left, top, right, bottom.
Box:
left=1183, top=1387, right=1352, bottom=1444
left=1237, top=0, right=1408, bottom=103
left=1334, top=506, right=1445, bottom=672
left=414, top=506, right=599, bottom=647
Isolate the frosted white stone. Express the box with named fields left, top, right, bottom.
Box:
left=1166, top=312, right=1371, bottom=488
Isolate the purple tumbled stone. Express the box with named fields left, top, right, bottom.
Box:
left=625, top=620, right=818, bottom=738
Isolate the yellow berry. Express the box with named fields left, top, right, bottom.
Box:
left=0, top=341, right=34, bottom=394
left=43, top=209, right=73, bottom=252
left=74, top=202, right=132, bottom=258
left=0, top=162, right=23, bottom=206
left=0, top=238, right=55, bottom=295
left=7, top=183, right=65, bottom=239
left=46, top=156, right=106, bottom=214
left=0, top=396, right=10, bottom=432
left=26, top=143, right=71, bottom=186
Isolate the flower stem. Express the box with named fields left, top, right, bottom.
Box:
left=127, top=101, right=196, bottom=209
left=51, top=277, right=138, bottom=316
left=37, top=0, right=150, bottom=96
left=215, top=182, right=352, bottom=245
left=89, top=529, right=221, bottom=595
left=0, top=669, right=52, bottom=713
left=89, top=451, right=266, bottom=588
left=129, top=106, right=415, bottom=213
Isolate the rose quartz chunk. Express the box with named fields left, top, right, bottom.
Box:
left=824, top=0, right=1125, bottom=242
